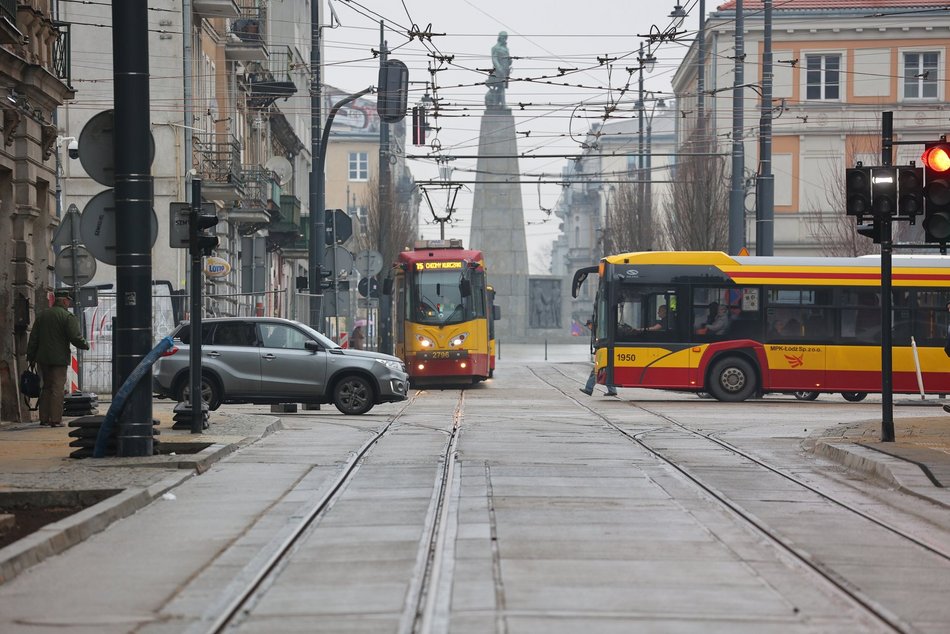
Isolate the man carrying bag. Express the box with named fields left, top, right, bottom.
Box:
left=26, top=289, right=89, bottom=426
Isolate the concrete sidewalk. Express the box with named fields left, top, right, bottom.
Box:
left=0, top=400, right=282, bottom=583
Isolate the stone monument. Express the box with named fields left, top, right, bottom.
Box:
left=470, top=32, right=529, bottom=340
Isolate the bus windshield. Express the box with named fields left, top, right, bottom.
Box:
left=411, top=269, right=481, bottom=325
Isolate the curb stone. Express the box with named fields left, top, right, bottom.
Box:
left=813, top=439, right=950, bottom=509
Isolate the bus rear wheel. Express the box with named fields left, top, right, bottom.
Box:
left=708, top=356, right=757, bottom=402
left=841, top=391, right=868, bottom=402
left=794, top=391, right=820, bottom=401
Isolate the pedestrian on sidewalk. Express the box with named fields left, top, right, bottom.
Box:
left=26, top=289, right=89, bottom=427
left=350, top=320, right=366, bottom=350
left=579, top=317, right=618, bottom=397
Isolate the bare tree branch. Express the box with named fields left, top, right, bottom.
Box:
left=355, top=175, right=416, bottom=275
left=659, top=121, right=729, bottom=250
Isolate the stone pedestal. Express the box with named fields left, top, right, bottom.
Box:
left=470, top=108, right=528, bottom=341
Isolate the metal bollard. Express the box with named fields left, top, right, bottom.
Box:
left=544, top=338, right=548, bottom=361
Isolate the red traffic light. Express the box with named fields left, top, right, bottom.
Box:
left=922, top=145, right=950, bottom=172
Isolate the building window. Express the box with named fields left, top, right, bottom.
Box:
left=353, top=205, right=368, bottom=232
left=903, top=52, right=939, bottom=99
left=805, top=54, right=840, bottom=100
left=348, top=152, right=368, bottom=181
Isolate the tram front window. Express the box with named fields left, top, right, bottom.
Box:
left=412, top=270, right=473, bottom=325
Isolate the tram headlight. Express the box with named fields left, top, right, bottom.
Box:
left=415, top=334, right=435, bottom=348
left=448, top=332, right=469, bottom=347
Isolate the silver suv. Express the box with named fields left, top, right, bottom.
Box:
left=153, top=317, right=409, bottom=415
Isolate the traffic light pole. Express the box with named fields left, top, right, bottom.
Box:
left=880, top=112, right=895, bottom=442
left=189, top=178, right=204, bottom=434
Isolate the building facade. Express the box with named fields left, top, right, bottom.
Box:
left=673, top=0, right=950, bottom=254
left=1, top=0, right=74, bottom=422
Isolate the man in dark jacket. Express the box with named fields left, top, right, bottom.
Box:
left=26, top=289, right=89, bottom=426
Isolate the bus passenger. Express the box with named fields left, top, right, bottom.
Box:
left=706, top=303, right=730, bottom=335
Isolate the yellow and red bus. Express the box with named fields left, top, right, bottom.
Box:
left=573, top=251, right=950, bottom=401
left=392, top=240, right=499, bottom=385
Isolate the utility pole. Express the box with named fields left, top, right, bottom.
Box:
left=728, top=0, right=746, bottom=255
left=308, top=0, right=324, bottom=329
left=378, top=22, right=393, bottom=353
left=697, top=0, right=706, bottom=133
left=112, top=1, right=153, bottom=457
left=637, top=43, right=647, bottom=250
left=880, top=112, right=895, bottom=442
left=756, top=0, right=775, bottom=255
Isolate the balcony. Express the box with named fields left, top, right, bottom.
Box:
left=50, top=21, right=71, bottom=87
left=225, top=3, right=267, bottom=63
left=227, top=167, right=278, bottom=234
left=267, top=195, right=305, bottom=256
left=193, top=0, right=240, bottom=18
left=246, top=47, right=297, bottom=110
left=0, top=0, right=22, bottom=46
left=193, top=135, right=244, bottom=202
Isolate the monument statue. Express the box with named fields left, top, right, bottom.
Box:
left=486, top=31, right=511, bottom=109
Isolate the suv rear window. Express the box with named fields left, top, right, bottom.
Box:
left=175, top=323, right=213, bottom=345
left=175, top=321, right=259, bottom=346
left=211, top=322, right=259, bottom=346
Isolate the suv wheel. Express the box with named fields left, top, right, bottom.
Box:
left=333, top=375, right=374, bottom=415
left=175, top=374, right=222, bottom=411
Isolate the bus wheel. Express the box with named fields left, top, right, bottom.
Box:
left=841, top=391, right=868, bottom=402
left=708, top=356, right=757, bottom=402
left=794, top=391, right=820, bottom=401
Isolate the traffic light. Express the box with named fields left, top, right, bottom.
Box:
left=922, top=140, right=950, bottom=242
left=845, top=166, right=871, bottom=217
left=377, top=59, right=409, bottom=124
left=412, top=106, right=426, bottom=145
left=870, top=166, right=897, bottom=216
left=897, top=166, right=924, bottom=219
left=318, top=265, right=333, bottom=290
left=190, top=210, right=219, bottom=256
left=856, top=219, right=882, bottom=244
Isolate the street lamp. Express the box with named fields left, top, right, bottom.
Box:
left=669, top=3, right=688, bottom=25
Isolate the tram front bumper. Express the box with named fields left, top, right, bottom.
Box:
left=411, top=350, right=473, bottom=376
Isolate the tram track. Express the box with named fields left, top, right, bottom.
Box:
left=183, top=388, right=466, bottom=634
left=537, top=365, right=950, bottom=633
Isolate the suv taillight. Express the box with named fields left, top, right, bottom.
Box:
left=160, top=346, right=179, bottom=357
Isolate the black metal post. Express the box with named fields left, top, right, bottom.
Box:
left=728, top=0, right=745, bottom=255
left=881, top=112, right=895, bottom=442
left=378, top=24, right=394, bottom=354
left=113, top=1, right=153, bottom=456
left=755, top=0, right=774, bottom=255
left=308, top=0, right=324, bottom=329
left=189, top=178, right=203, bottom=434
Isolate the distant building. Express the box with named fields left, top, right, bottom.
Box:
left=673, top=0, right=950, bottom=254
left=551, top=101, right=677, bottom=327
